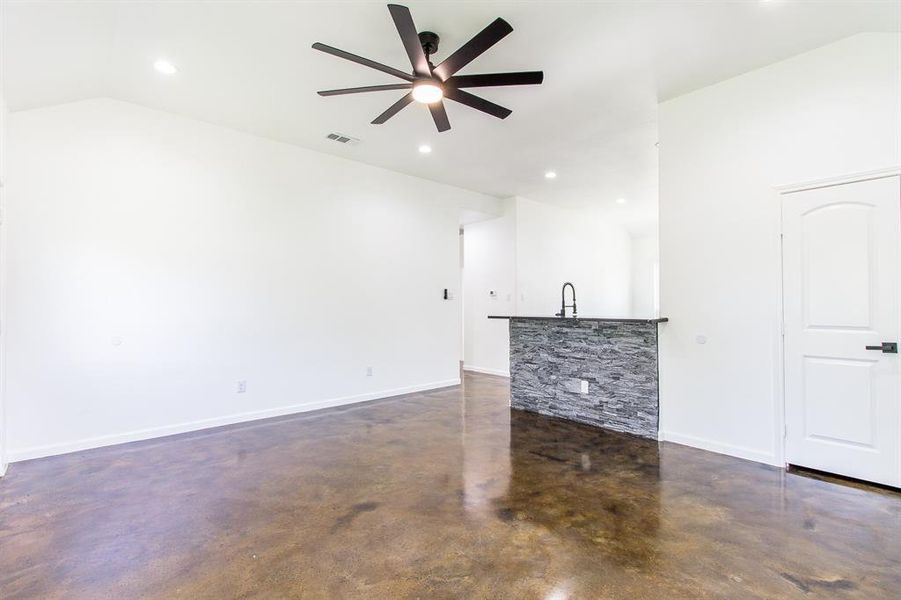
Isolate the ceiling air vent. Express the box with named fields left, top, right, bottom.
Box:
left=326, top=132, right=360, bottom=145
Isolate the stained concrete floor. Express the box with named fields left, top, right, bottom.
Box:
left=1, top=372, right=900, bottom=599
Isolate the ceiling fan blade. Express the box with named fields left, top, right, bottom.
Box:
left=372, top=93, right=415, bottom=124
left=387, top=4, right=430, bottom=78
left=446, top=71, right=543, bottom=88
left=318, top=84, right=412, bottom=97
left=444, top=88, right=512, bottom=120
left=429, top=101, right=451, bottom=132
left=312, top=42, right=414, bottom=82
left=432, top=18, right=513, bottom=81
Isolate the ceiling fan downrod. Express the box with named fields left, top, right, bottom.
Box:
left=418, top=31, right=440, bottom=64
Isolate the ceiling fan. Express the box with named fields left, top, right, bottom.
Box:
left=312, top=4, right=543, bottom=132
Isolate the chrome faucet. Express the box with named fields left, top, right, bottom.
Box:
left=556, top=282, right=577, bottom=318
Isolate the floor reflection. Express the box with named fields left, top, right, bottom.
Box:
left=499, top=409, right=661, bottom=570
left=462, top=374, right=511, bottom=517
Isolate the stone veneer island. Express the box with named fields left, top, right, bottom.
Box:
left=489, top=315, right=668, bottom=439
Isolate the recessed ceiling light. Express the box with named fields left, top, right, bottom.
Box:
left=418, top=144, right=432, bottom=154
left=616, top=198, right=627, bottom=204
left=153, top=60, right=178, bottom=75
left=545, top=171, right=557, bottom=179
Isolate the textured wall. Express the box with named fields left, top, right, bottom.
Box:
left=509, top=319, right=659, bottom=438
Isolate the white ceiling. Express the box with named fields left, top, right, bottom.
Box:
left=2, top=1, right=899, bottom=230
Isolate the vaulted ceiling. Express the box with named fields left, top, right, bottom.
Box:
left=3, top=1, right=898, bottom=230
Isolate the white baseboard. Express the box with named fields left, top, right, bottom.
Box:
left=462, top=364, right=510, bottom=377
left=0, top=460, right=7, bottom=478
left=658, top=430, right=781, bottom=467
left=8, top=378, right=461, bottom=463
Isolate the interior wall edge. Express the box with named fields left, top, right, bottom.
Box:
left=462, top=365, right=510, bottom=378
left=658, top=430, right=782, bottom=467
left=7, top=377, right=461, bottom=464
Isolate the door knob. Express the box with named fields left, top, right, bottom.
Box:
left=865, top=342, right=898, bottom=354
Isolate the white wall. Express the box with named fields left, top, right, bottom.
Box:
left=462, top=199, right=517, bottom=376
left=515, top=197, right=632, bottom=317
left=5, top=98, right=496, bottom=461
left=462, top=197, right=635, bottom=377
left=658, top=33, right=901, bottom=465
left=0, top=92, right=8, bottom=475
left=630, top=232, right=658, bottom=317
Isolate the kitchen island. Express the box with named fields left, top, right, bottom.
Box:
left=488, top=315, right=668, bottom=438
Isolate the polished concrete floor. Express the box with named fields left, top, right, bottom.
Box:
left=1, top=372, right=900, bottom=599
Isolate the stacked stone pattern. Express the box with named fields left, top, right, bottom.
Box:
left=509, top=318, right=659, bottom=438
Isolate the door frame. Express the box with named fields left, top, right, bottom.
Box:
left=774, top=165, right=901, bottom=471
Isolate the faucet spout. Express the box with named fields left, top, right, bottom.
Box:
left=556, top=282, right=577, bottom=318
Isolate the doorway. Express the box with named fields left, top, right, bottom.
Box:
left=781, top=173, right=901, bottom=487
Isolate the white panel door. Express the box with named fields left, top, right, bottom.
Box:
left=783, top=175, right=900, bottom=487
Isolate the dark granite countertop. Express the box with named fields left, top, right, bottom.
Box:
left=488, top=315, right=668, bottom=324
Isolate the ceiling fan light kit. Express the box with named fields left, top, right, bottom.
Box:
left=411, top=80, right=443, bottom=104
left=313, top=3, right=543, bottom=132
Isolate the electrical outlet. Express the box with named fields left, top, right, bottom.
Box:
left=366, top=366, right=373, bottom=376
left=580, top=380, right=589, bottom=394
left=237, top=380, right=247, bottom=393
